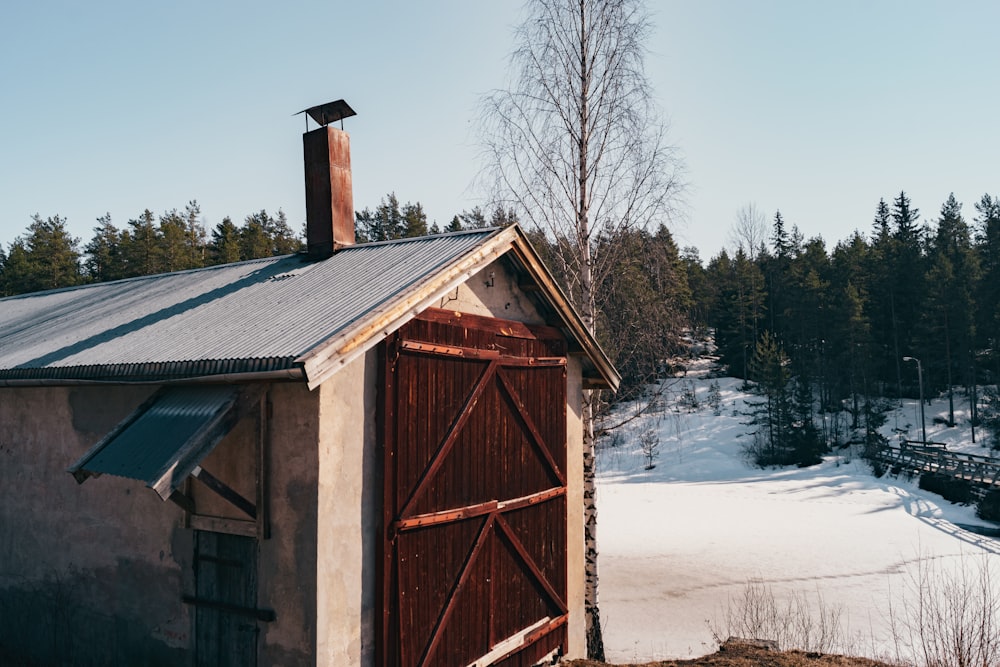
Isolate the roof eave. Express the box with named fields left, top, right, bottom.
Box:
left=0, top=365, right=305, bottom=387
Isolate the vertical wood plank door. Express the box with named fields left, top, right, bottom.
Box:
left=194, top=531, right=259, bottom=667
left=381, top=309, right=569, bottom=667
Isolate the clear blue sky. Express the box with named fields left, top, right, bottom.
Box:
left=2, top=1, right=998, bottom=261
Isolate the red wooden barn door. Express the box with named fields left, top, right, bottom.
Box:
left=381, top=308, right=569, bottom=667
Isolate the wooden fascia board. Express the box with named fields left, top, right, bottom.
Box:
left=295, top=227, right=516, bottom=390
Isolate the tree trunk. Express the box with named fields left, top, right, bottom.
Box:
left=478, top=0, right=683, bottom=657
left=582, top=391, right=605, bottom=660
left=944, top=315, right=954, bottom=425
left=576, top=3, right=605, bottom=659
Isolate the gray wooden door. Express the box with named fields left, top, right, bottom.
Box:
left=194, top=531, right=259, bottom=667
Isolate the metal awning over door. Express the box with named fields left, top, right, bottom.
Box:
left=381, top=308, right=569, bottom=667
left=67, top=385, right=257, bottom=510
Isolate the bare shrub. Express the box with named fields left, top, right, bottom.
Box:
left=740, top=430, right=784, bottom=469
left=707, top=579, right=845, bottom=654
left=604, top=430, right=625, bottom=450
left=887, top=552, right=1000, bottom=667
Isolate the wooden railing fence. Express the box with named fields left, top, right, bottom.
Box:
left=872, top=440, right=1000, bottom=497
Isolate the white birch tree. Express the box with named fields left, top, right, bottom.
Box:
left=480, top=0, right=682, bottom=658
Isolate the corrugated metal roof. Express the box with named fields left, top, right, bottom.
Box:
left=68, top=385, right=241, bottom=500
left=0, top=230, right=498, bottom=383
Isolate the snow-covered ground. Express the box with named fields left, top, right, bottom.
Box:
left=595, top=356, right=1000, bottom=663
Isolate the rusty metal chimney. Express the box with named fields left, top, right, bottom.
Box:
left=300, top=99, right=356, bottom=260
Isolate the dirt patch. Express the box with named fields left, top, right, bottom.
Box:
left=564, top=639, right=894, bottom=667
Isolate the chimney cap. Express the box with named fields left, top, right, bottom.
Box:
left=297, top=99, right=356, bottom=127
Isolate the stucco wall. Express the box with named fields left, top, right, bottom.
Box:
left=0, top=385, right=190, bottom=666
left=437, top=257, right=547, bottom=325
left=257, top=381, right=322, bottom=665
left=565, top=356, right=586, bottom=659
left=0, top=382, right=327, bottom=666
left=315, top=349, right=378, bottom=666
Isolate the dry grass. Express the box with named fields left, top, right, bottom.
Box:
left=706, top=580, right=846, bottom=655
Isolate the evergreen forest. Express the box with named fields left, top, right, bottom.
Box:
left=4, top=189, right=1000, bottom=455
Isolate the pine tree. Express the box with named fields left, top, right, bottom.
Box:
left=0, top=215, right=83, bottom=294
left=1, top=239, right=32, bottom=295
left=772, top=210, right=790, bottom=259
left=121, top=209, right=163, bottom=277
left=920, top=193, right=979, bottom=424
left=873, top=198, right=891, bottom=238
left=354, top=208, right=376, bottom=243
left=84, top=214, right=125, bottom=282
left=710, top=247, right=766, bottom=379
left=458, top=206, right=488, bottom=230
left=791, top=375, right=825, bottom=465
left=679, top=246, right=709, bottom=328
left=25, top=215, right=83, bottom=292
left=707, top=380, right=722, bottom=415
left=240, top=211, right=273, bottom=259
left=974, top=194, right=1000, bottom=378
left=401, top=202, right=428, bottom=238
left=764, top=211, right=790, bottom=338
left=866, top=198, right=896, bottom=395
left=489, top=205, right=518, bottom=227
left=744, top=331, right=794, bottom=465
left=595, top=226, right=688, bottom=399
left=267, top=209, right=301, bottom=255
left=889, top=191, right=925, bottom=379
left=183, top=200, right=208, bottom=267
left=784, top=238, right=831, bottom=405
left=865, top=192, right=925, bottom=398
left=354, top=194, right=436, bottom=241
left=979, top=386, right=1000, bottom=450
left=743, top=330, right=825, bottom=466
left=209, top=217, right=242, bottom=264
left=159, top=209, right=191, bottom=272
left=376, top=194, right=405, bottom=240
left=829, top=232, right=873, bottom=426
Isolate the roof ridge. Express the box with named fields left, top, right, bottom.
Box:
left=342, top=226, right=501, bottom=250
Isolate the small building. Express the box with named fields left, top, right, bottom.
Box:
left=0, top=104, right=619, bottom=667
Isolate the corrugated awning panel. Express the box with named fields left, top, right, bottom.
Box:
left=68, top=385, right=243, bottom=500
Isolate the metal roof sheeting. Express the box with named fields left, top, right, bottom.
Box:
left=0, top=230, right=498, bottom=383
left=68, top=385, right=241, bottom=499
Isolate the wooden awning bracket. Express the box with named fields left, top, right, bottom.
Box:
left=190, top=465, right=257, bottom=520
left=169, top=489, right=195, bottom=514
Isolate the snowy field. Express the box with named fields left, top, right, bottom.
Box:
left=595, top=356, right=1000, bottom=663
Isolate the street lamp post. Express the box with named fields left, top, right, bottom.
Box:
left=903, top=356, right=926, bottom=444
